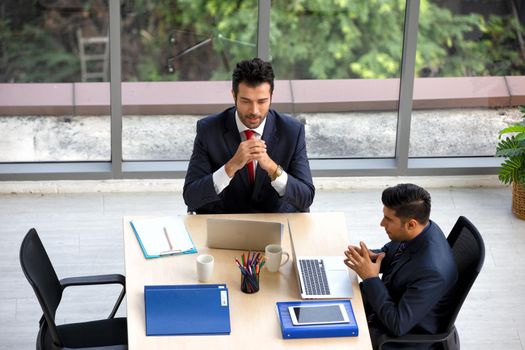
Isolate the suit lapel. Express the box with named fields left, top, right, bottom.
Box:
left=388, top=249, right=411, bottom=280
left=223, top=109, right=251, bottom=190
left=384, top=234, right=426, bottom=286
left=223, top=109, right=239, bottom=157
left=382, top=241, right=410, bottom=286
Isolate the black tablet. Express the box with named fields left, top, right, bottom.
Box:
left=288, top=304, right=349, bottom=326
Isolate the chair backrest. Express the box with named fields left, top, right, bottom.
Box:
left=443, top=216, right=485, bottom=331
left=19, top=228, right=64, bottom=346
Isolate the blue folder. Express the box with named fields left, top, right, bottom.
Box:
left=144, top=284, right=231, bottom=336
left=276, top=300, right=358, bottom=339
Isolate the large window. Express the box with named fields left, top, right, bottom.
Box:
left=0, top=1, right=522, bottom=179
left=120, top=1, right=257, bottom=161
left=271, top=1, right=406, bottom=159
left=409, top=0, right=525, bottom=158
left=0, top=0, right=110, bottom=162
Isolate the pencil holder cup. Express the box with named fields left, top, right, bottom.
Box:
left=240, top=272, right=260, bottom=294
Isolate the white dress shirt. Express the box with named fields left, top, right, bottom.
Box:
left=212, top=111, right=288, bottom=196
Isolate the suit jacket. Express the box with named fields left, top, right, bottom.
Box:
left=362, top=221, right=458, bottom=349
left=183, top=107, right=315, bottom=213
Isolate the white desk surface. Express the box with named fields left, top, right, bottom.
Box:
left=123, top=212, right=372, bottom=349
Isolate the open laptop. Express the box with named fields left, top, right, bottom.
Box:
left=206, top=218, right=283, bottom=251
left=288, top=221, right=355, bottom=299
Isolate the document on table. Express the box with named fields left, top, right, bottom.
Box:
left=130, top=216, right=197, bottom=259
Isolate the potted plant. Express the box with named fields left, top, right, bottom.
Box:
left=496, top=105, right=525, bottom=219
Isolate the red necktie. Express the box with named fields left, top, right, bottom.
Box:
left=244, top=130, right=255, bottom=184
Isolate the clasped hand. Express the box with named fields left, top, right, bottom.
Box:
left=225, top=139, right=276, bottom=177
left=344, top=241, right=385, bottom=280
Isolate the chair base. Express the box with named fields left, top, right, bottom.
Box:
left=377, top=326, right=460, bottom=350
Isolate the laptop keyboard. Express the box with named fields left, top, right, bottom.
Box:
left=299, top=259, right=330, bottom=295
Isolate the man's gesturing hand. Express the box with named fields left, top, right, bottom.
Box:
left=225, top=139, right=269, bottom=177
left=344, top=241, right=385, bottom=280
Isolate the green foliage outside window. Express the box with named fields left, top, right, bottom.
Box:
left=0, top=0, right=523, bottom=83
left=270, top=1, right=406, bottom=79
left=417, top=1, right=525, bottom=77
left=0, top=19, right=79, bottom=82
left=121, top=0, right=257, bottom=81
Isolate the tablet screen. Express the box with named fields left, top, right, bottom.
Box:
left=289, top=304, right=348, bottom=325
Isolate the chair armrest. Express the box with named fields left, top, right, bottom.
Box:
left=63, top=345, right=127, bottom=350
left=377, top=331, right=452, bottom=348
left=60, top=274, right=126, bottom=319
left=60, top=274, right=125, bottom=288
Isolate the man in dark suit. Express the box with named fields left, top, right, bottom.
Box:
left=344, top=184, right=458, bottom=349
left=183, top=58, right=315, bottom=213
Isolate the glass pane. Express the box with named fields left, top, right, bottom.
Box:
left=410, top=0, right=525, bottom=157
left=121, top=1, right=257, bottom=161
left=0, top=1, right=110, bottom=162
left=271, top=1, right=405, bottom=80
left=122, top=1, right=257, bottom=82
left=302, top=111, right=399, bottom=159
left=271, top=1, right=406, bottom=159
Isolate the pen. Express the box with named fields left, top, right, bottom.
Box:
left=163, top=227, right=173, bottom=251
left=235, top=258, right=243, bottom=269
left=159, top=228, right=182, bottom=255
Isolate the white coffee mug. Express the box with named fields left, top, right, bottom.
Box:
left=196, top=254, right=214, bottom=282
left=264, top=244, right=290, bottom=272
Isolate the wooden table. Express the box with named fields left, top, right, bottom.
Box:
left=123, top=212, right=372, bottom=349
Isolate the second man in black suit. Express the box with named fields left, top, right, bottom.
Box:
left=344, top=184, right=458, bottom=349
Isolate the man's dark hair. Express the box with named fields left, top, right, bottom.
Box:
left=381, top=183, right=431, bottom=224
left=232, top=58, right=274, bottom=97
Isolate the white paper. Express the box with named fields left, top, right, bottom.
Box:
left=131, top=216, right=194, bottom=256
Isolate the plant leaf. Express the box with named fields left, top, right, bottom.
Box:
left=499, top=125, right=525, bottom=135
left=498, top=157, right=524, bottom=184
left=496, top=136, right=519, bottom=154
left=516, top=133, right=525, bottom=142
left=495, top=147, right=525, bottom=157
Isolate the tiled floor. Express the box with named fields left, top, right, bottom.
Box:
left=0, top=186, right=524, bottom=349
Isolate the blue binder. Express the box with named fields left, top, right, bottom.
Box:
left=276, top=300, right=358, bottom=339
left=144, top=284, right=231, bottom=336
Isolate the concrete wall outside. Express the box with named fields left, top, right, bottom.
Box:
left=0, top=107, right=521, bottom=162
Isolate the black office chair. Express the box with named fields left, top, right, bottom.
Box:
left=377, top=216, right=485, bottom=350
left=20, top=228, right=128, bottom=350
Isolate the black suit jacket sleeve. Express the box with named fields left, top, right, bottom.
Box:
left=280, top=123, right=315, bottom=211
left=182, top=119, right=222, bottom=211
